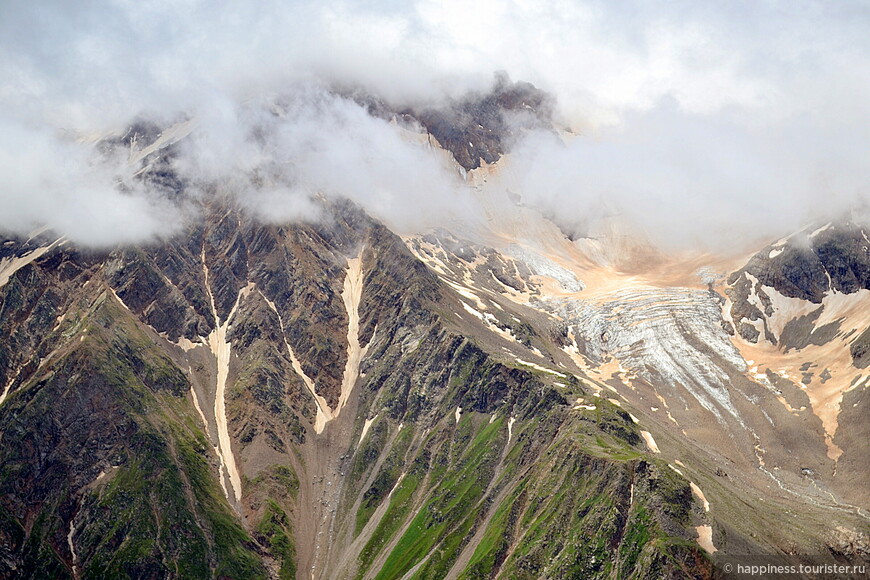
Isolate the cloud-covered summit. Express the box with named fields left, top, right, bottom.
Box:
left=2, top=1, right=870, bottom=250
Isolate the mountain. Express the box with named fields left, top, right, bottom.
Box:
left=0, top=82, right=867, bottom=579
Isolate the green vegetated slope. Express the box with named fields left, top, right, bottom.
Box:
left=0, top=293, right=266, bottom=579
left=343, top=344, right=712, bottom=580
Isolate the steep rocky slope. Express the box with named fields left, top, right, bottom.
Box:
left=0, top=196, right=716, bottom=579
left=723, top=222, right=870, bottom=502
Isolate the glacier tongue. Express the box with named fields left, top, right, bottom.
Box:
left=547, top=286, right=747, bottom=421
left=405, top=221, right=749, bottom=424
left=503, top=244, right=585, bottom=292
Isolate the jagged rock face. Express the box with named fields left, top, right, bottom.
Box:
left=408, top=78, right=553, bottom=171
left=731, top=222, right=870, bottom=304
left=0, top=278, right=263, bottom=578
left=720, top=222, right=870, bottom=510
left=352, top=76, right=554, bottom=171
left=0, top=198, right=716, bottom=579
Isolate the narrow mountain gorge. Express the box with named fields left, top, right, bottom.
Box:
left=0, top=82, right=868, bottom=579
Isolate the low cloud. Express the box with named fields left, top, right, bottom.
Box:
left=0, top=116, right=184, bottom=246
left=174, top=88, right=471, bottom=233
left=1, top=1, right=869, bottom=250
left=499, top=102, right=870, bottom=252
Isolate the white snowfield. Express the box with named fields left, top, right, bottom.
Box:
left=690, top=482, right=710, bottom=512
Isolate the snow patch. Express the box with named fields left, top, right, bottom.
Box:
left=68, top=518, right=79, bottom=579
left=389, top=472, right=406, bottom=498
left=190, top=386, right=211, bottom=437
left=690, top=482, right=710, bottom=512
left=455, top=406, right=462, bottom=424
left=0, top=238, right=63, bottom=289
left=507, top=416, right=516, bottom=444
left=127, top=119, right=195, bottom=165
left=460, top=301, right=521, bottom=344
left=175, top=336, right=199, bottom=352
left=809, top=223, right=832, bottom=239
left=640, top=430, right=661, bottom=453
left=444, top=278, right=487, bottom=310
left=0, top=367, right=23, bottom=407
left=359, top=414, right=377, bottom=445
left=337, top=253, right=369, bottom=418
left=696, top=525, right=717, bottom=553
left=201, top=255, right=252, bottom=506
left=513, top=357, right=566, bottom=377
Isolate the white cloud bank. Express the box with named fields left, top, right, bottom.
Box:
left=1, top=0, right=869, bottom=249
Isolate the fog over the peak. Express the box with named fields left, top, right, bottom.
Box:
left=2, top=0, right=870, bottom=250
left=175, top=89, right=470, bottom=232
left=499, top=104, right=870, bottom=251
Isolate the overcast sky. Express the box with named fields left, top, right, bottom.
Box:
left=2, top=0, right=869, bottom=249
